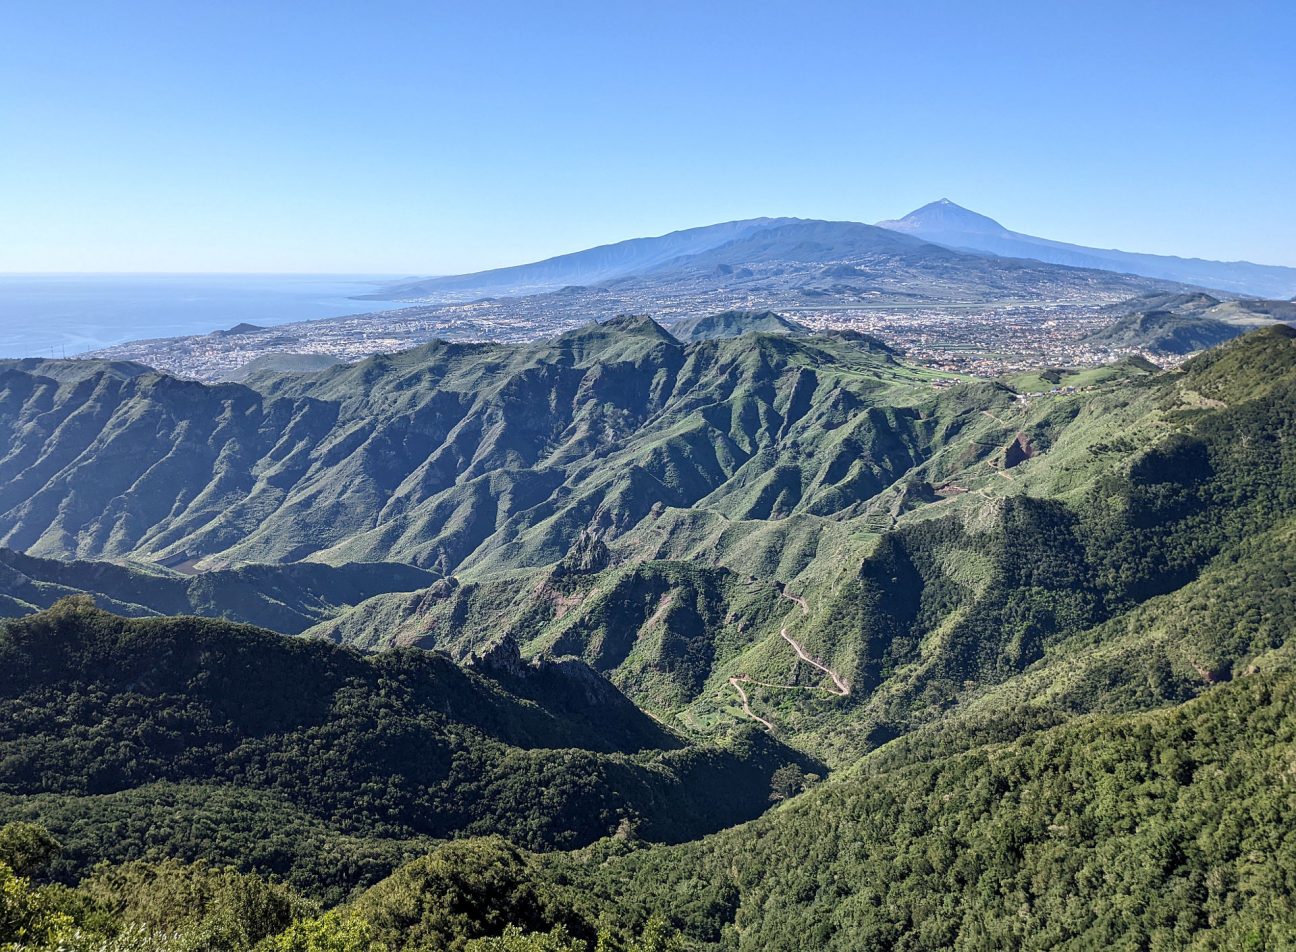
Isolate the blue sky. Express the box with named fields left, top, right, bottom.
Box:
left=2, top=0, right=1293, bottom=273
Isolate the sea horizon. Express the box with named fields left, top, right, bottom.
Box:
left=0, top=272, right=411, bottom=359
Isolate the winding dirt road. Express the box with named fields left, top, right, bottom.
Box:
left=727, top=589, right=851, bottom=731
left=780, top=591, right=809, bottom=615
left=981, top=408, right=1018, bottom=428
left=727, top=676, right=776, bottom=732
left=779, top=630, right=850, bottom=696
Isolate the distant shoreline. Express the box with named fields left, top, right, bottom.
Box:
left=0, top=273, right=404, bottom=359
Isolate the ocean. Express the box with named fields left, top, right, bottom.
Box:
left=0, top=273, right=405, bottom=358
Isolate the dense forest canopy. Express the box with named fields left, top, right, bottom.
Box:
left=3, top=325, right=1295, bottom=950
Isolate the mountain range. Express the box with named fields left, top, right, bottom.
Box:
left=6, top=282, right=1296, bottom=946
left=357, top=218, right=802, bottom=301
left=4, top=320, right=1296, bottom=751
left=353, top=216, right=1176, bottom=313
left=349, top=215, right=1181, bottom=305
left=1083, top=289, right=1296, bottom=354
left=362, top=200, right=1296, bottom=304
left=878, top=198, right=1296, bottom=298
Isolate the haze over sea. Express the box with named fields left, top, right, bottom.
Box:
left=0, top=273, right=401, bottom=358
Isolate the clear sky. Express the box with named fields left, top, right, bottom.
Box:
left=2, top=0, right=1293, bottom=273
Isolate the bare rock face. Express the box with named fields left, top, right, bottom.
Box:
left=428, top=576, right=460, bottom=599
left=559, top=530, right=611, bottom=574
left=470, top=633, right=529, bottom=678
left=471, top=633, right=620, bottom=705
left=1003, top=432, right=1036, bottom=469
left=534, top=655, right=628, bottom=708
left=468, top=632, right=672, bottom=752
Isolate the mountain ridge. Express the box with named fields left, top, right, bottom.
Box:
left=355, top=218, right=805, bottom=301
left=359, top=201, right=1296, bottom=307
left=1083, top=289, right=1296, bottom=354
left=357, top=213, right=1178, bottom=307
left=878, top=198, right=1296, bottom=297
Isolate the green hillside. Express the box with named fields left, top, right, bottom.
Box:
left=286, top=327, right=1296, bottom=769
left=1086, top=290, right=1294, bottom=355
left=4, top=326, right=1296, bottom=950
left=531, top=658, right=1296, bottom=950
left=221, top=352, right=346, bottom=383
left=0, top=600, right=815, bottom=899
left=8, top=648, right=1293, bottom=949
left=0, top=319, right=943, bottom=571
left=665, top=310, right=807, bottom=342
left=0, top=548, right=435, bottom=633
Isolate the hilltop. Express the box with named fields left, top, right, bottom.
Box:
left=665, top=309, right=806, bottom=342
left=878, top=198, right=1296, bottom=298
left=1084, top=289, right=1296, bottom=354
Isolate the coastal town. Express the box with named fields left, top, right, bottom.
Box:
left=85, top=284, right=1172, bottom=383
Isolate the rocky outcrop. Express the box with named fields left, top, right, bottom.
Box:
left=469, top=633, right=530, bottom=678
left=469, top=632, right=679, bottom=752
left=558, top=531, right=611, bottom=575
left=1003, top=432, right=1036, bottom=469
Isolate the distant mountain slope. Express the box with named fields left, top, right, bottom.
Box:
left=220, top=352, right=346, bottom=383
left=1091, top=309, right=1244, bottom=355
left=666, top=310, right=806, bottom=342
left=644, top=218, right=942, bottom=271
left=586, top=218, right=1171, bottom=313
left=0, top=319, right=961, bottom=571
left=1085, top=289, right=1295, bottom=354
left=357, top=218, right=802, bottom=301
left=0, top=357, right=154, bottom=383
left=364, top=216, right=1173, bottom=308
left=878, top=198, right=1296, bottom=297
left=0, top=548, right=436, bottom=633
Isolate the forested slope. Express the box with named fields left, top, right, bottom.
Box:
left=0, top=600, right=815, bottom=898
left=3, top=327, right=1296, bottom=950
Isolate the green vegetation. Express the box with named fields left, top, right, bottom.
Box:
left=665, top=310, right=807, bottom=343
left=0, top=320, right=969, bottom=573
left=3, top=326, right=1296, bottom=948
left=290, top=327, right=1296, bottom=770
left=6, top=662, right=1295, bottom=948
left=1002, top=355, right=1158, bottom=392
left=0, top=599, right=815, bottom=900
left=0, top=549, right=435, bottom=633
left=1085, top=290, right=1294, bottom=355
left=545, top=662, right=1296, bottom=950
left=223, top=352, right=346, bottom=383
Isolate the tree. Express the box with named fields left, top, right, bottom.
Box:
left=0, top=823, right=61, bottom=880
left=256, top=910, right=388, bottom=952
left=0, top=861, right=72, bottom=949
left=769, top=764, right=805, bottom=802
left=462, top=925, right=588, bottom=952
